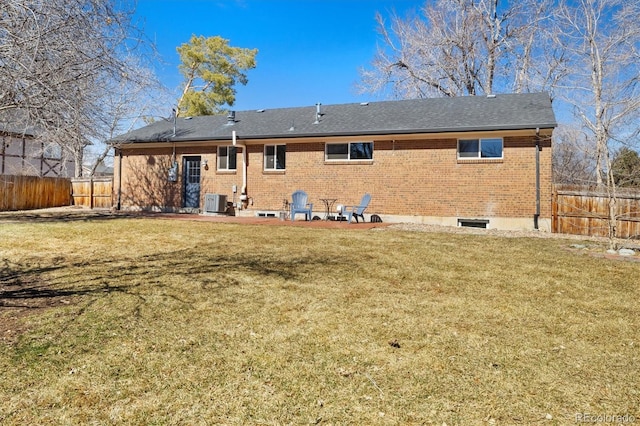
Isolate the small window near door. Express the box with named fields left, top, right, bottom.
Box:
left=185, top=158, right=201, bottom=184
left=264, top=145, right=286, bottom=170
left=218, top=146, right=237, bottom=171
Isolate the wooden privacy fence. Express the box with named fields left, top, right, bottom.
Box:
left=552, top=185, right=640, bottom=239
left=71, top=177, right=113, bottom=209
left=0, top=175, right=71, bottom=211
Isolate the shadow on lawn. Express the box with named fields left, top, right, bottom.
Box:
left=0, top=237, right=344, bottom=345
left=0, top=245, right=340, bottom=311
left=0, top=259, right=130, bottom=310
left=0, top=209, right=143, bottom=224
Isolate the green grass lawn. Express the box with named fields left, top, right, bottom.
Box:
left=0, top=217, right=638, bottom=425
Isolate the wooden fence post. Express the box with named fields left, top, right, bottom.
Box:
left=90, top=177, right=94, bottom=210
left=551, top=188, right=558, bottom=234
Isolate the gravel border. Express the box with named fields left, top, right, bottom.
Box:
left=383, top=222, right=640, bottom=261
left=384, top=222, right=602, bottom=240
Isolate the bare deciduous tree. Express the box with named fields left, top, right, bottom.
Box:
left=555, top=0, right=640, bottom=186
left=510, top=0, right=568, bottom=97
left=552, top=125, right=597, bottom=185
left=554, top=0, right=640, bottom=245
left=86, top=57, right=170, bottom=177
left=0, top=0, right=160, bottom=177
left=359, top=0, right=556, bottom=98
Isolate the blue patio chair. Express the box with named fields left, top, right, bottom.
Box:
left=343, top=193, right=371, bottom=223
left=290, top=190, right=313, bottom=221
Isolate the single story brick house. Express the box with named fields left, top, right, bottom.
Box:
left=111, top=92, right=556, bottom=230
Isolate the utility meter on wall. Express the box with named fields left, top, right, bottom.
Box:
left=168, top=162, right=178, bottom=182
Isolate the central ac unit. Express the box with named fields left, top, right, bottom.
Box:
left=204, top=193, right=227, bottom=214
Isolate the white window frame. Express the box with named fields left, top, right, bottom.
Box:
left=217, top=145, right=237, bottom=171
left=457, top=138, right=503, bottom=159
left=264, top=144, right=286, bottom=171
left=325, top=142, right=374, bottom=161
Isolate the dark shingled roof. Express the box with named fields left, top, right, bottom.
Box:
left=112, top=93, right=557, bottom=144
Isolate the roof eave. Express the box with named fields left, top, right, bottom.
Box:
left=111, top=123, right=556, bottom=146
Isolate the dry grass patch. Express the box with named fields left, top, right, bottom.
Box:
left=0, top=217, right=638, bottom=424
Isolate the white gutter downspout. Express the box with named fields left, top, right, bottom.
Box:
left=232, top=130, right=248, bottom=204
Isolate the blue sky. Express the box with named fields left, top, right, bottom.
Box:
left=134, top=0, right=420, bottom=112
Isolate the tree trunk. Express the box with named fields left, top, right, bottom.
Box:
left=74, top=147, right=84, bottom=178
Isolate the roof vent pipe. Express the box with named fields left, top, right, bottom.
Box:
left=172, top=108, right=177, bottom=137
left=314, top=102, right=322, bottom=124
left=227, top=111, right=236, bottom=125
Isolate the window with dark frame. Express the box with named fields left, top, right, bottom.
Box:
left=264, top=144, right=286, bottom=170
left=458, top=138, right=503, bottom=159
left=217, top=146, right=237, bottom=171
left=325, top=142, right=373, bottom=161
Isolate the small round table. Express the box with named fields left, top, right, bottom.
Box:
left=319, top=198, right=338, bottom=220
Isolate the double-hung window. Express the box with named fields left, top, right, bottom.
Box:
left=325, top=142, right=373, bottom=161
left=458, top=138, right=503, bottom=159
left=264, top=144, right=286, bottom=170
left=217, top=146, right=237, bottom=171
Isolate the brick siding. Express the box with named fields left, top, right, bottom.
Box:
left=114, top=132, right=552, bottom=220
